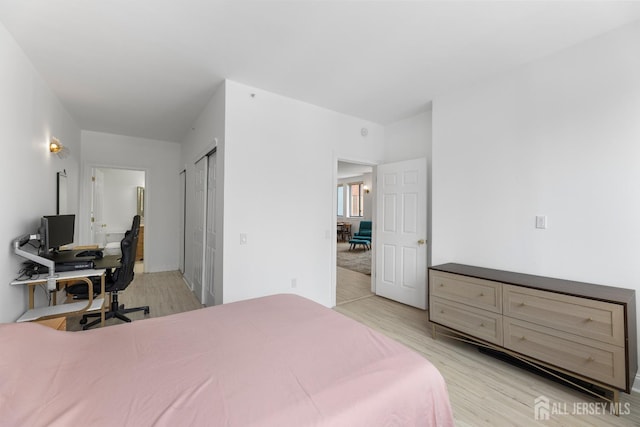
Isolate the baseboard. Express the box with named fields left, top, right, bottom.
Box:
left=181, top=273, right=194, bottom=291
left=633, top=374, right=640, bottom=394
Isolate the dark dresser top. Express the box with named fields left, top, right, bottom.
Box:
left=430, top=263, right=635, bottom=305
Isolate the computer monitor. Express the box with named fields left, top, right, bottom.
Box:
left=40, top=214, right=75, bottom=255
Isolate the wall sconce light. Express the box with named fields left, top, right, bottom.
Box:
left=363, top=185, right=370, bottom=194
left=49, top=137, right=62, bottom=153
left=49, top=137, right=70, bottom=159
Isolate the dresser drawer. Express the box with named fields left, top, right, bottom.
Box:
left=430, top=296, right=503, bottom=345
left=430, top=271, right=502, bottom=313
left=504, top=318, right=625, bottom=389
left=503, top=285, right=624, bottom=346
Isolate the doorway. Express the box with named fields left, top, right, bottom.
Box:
left=335, top=161, right=374, bottom=306
left=90, top=167, right=146, bottom=272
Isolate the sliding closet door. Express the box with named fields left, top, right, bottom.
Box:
left=204, top=152, right=217, bottom=306
left=192, top=157, right=207, bottom=303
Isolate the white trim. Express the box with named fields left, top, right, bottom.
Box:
left=633, top=374, right=640, bottom=394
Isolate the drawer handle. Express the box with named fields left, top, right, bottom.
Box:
left=440, top=310, right=444, bottom=314
left=519, top=302, right=526, bottom=307
left=480, top=322, right=485, bottom=327
left=586, top=356, right=594, bottom=362
left=586, top=317, right=593, bottom=322
left=439, top=283, right=444, bottom=287
left=520, top=336, right=526, bottom=341
left=479, top=292, right=484, bottom=297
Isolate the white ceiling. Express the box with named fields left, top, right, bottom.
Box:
left=2, top=1, right=640, bottom=143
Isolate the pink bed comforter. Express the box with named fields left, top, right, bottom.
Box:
left=0, top=294, right=453, bottom=426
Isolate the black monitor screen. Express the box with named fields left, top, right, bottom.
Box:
left=42, top=214, right=75, bottom=253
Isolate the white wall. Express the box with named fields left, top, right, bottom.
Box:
left=223, top=80, right=384, bottom=307
left=432, top=21, right=640, bottom=359
left=0, top=23, right=81, bottom=322
left=384, top=109, right=432, bottom=163
left=383, top=109, right=433, bottom=264
left=80, top=131, right=181, bottom=272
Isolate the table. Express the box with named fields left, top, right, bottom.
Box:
left=337, top=222, right=352, bottom=241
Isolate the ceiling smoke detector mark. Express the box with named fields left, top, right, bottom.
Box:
left=250, top=93, right=256, bottom=98
left=361, top=127, right=368, bottom=137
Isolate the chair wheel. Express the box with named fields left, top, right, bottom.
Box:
left=144, top=308, right=150, bottom=314
left=79, top=318, right=87, bottom=324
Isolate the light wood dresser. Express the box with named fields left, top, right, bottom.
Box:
left=429, top=263, right=637, bottom=406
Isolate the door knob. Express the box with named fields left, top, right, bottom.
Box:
left=417, top=239, right=426, bottom=245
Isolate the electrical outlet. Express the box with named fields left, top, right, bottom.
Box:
left=535, top=216, right=547, bottom=229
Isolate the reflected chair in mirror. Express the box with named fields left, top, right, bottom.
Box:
left=67, top=215, right=149, bottom=330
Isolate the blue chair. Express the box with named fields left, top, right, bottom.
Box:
left=354, top=221, right=372, bottom=239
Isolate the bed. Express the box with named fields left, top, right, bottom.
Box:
left=0, top=294, right=453, bottom=426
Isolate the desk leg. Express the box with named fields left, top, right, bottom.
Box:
left=100, top=274, right=105, bottom=327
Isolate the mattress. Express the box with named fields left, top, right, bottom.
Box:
left=0, top=294, right=453, bottom=426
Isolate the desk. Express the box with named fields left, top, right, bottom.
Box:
left=11, top=269, right=107, bottom=326
left=16, top=255, right=121, bottom=309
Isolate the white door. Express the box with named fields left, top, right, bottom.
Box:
left=90, top=168, right=105, bottom=246
left=192, top=157, right=207, bottom=303
left=204, top=152, right=217, bottom=306
left=375, top=158, right=427, bottom=309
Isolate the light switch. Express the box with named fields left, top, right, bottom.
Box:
left=535, top=216, right=547, bottom=229
left=240, top=233, right=248, bottom=245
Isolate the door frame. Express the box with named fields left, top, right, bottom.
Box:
left=178, top=169, right=186, bottom=274
left=331, top=156, right=378, bottom=308
left=80, top=163, right=148, bottom=272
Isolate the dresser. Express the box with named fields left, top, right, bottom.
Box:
left=429, top=263, right=637, bottom=402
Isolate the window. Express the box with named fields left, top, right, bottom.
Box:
left=349, top=183, right=363, bottom=217
left=337, top=185, right=344, bottom=216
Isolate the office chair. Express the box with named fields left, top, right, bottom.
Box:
left=67, top=215, right=150, bottom=330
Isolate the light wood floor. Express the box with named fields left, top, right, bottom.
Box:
left=336, top=266, right=373, bottom=305
left=68, top=270, right=639, bottom=425
left=336, top=296, right=640, bottom=426
left=66, top=270, right=203, bottom=331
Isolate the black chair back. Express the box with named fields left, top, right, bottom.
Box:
left=111, top=215, right=140, bottom=292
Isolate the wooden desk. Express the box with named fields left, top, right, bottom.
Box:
left=11, top=269, right=107, bottom=326
left=34, top=316, right=67, bottom=330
